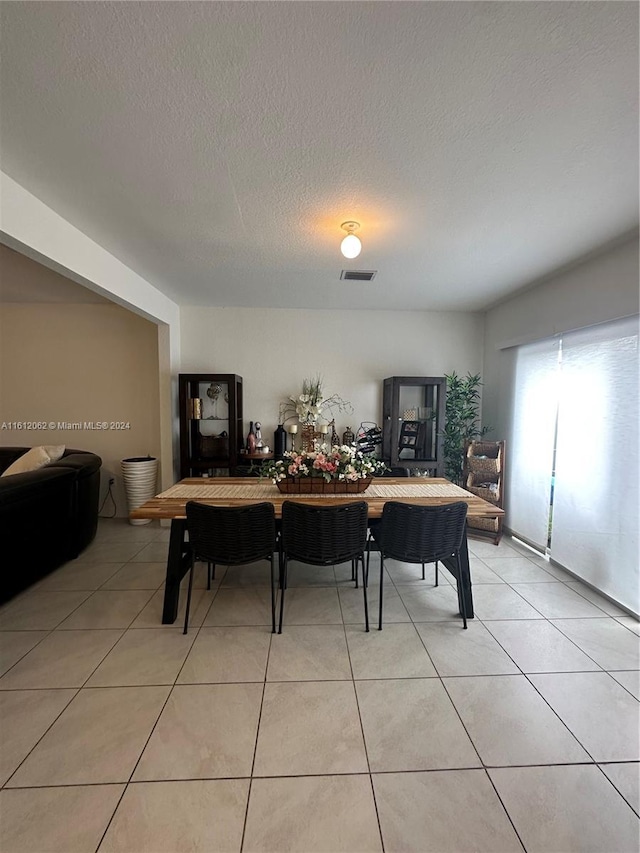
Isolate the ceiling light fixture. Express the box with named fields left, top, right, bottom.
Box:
left=340, top=221, right=362, bottom=259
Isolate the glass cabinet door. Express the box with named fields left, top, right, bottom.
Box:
left=382, top=377, right=446, bottom=475
left=179, top=374, right=243, bottom=477
left=196, top=380, right=231, bottom=459
left=397, top=383, right=440, bottom=461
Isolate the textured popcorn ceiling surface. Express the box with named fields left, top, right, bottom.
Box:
left=1, top=2, right=637, bottom=310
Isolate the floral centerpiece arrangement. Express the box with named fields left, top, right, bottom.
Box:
left=280, top=376, right=353, bottom=425
left=257, top=444, right=387, bottom=494
left=279, top=376, right=354, bottom=453
left=291, top=376, right=324, bottom=424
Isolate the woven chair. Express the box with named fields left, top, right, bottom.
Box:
left=366, top=466, right=411, bottom=583
left=279, top=501, right=369, bottom=633
left=367, top=501, right=469, bottom=630
left=183, top=501, right=277, bottom=634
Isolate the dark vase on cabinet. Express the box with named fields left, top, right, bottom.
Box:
left=179, top=374, right=243, bottom=478
left=273, top=425, right=286, bottom=461
left=382, top=376, right=447, bottom=476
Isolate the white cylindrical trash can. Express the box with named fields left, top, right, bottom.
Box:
left=121, top=456, right=158, bottom=525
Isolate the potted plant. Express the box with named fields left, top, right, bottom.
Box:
left=443, top=372, right=491, bottom=485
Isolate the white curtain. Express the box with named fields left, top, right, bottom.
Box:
left=506, top=337, right=559, bottom=551
left=549, top=316, right=639, bottom=614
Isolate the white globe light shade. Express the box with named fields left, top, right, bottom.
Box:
left=341, top=233, right=362, bottom=259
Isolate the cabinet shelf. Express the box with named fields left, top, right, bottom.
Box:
left=382, top=376, right=446, bottom=476
left=179, top=374, right=243, bottom=478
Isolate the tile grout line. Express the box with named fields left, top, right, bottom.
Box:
left=93, top=549, right=221, bottom=851
left=2, top=528, right=637, bottom=849
left=383, top=547, right=531, bottom=851
left=337, top=564, right=387, bottom=853
left=483, top=768, right=528, bottom=852
left=480, top=617, right=607, bottom=674
left=239, top=590, right=277, bottom=853
left=593, top=763, right=640, bottom=819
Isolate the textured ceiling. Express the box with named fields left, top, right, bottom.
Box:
left=0, top=1, right=637, bottom=311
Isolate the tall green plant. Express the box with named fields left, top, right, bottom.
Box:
left=443, top=372, right=491, bottom=484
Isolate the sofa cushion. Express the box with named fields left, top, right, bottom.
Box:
left=44, top=444, right=66, bottom=463
left=1, top=444, right=66, bottom=477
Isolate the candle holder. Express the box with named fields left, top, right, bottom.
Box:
left=286, top=424, right=298, bottom=452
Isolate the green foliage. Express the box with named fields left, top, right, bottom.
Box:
left=443, top=372, right=491, bottom=484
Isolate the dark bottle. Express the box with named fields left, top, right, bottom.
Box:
left=247, top=421, right=257, bottom=453
left=274, top=424, right=286, bottom=461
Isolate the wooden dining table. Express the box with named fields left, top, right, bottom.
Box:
left=130, top=477, right=504, bottom=624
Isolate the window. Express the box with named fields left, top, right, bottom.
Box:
left=507, top=316, right=639, bottom=614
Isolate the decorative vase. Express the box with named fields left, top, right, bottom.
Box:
left=342, top=426, right=355, bottom=446
left=121, top=456, right=158, bottom=525
left=276, top=476, right=372, bottom=494
left=247, top=421, right=256, bottom=453
left=274, top=424, right=286, bottom=460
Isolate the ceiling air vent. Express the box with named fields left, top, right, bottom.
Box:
left=340, top=270, right=377, bottom=282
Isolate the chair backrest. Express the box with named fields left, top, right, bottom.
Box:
left=378, top=501, right=468, bottom=563
left=281, top=500, right=368, bottom=566
left=185, top=501, right=276, bottom=566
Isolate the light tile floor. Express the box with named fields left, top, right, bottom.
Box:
left=0, top=519, right=638, bottom=852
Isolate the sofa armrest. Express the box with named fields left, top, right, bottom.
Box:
left=48, top=452, right=102, bottom=477
left=0, top=466, right=77, bottom=503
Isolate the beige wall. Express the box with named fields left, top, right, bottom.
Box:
left=0, top=303, right=161, bottom=516
left=1, top=173, right=181, bottom=494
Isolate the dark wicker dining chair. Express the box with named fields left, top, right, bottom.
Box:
left=367, top=501, right=469, bottom=630
left=183, top=501, right=278, bottom=634
left=279, top=500, right=369, bottom=633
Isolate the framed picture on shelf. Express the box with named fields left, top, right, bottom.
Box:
left=399, top=420, right=419, bottom=447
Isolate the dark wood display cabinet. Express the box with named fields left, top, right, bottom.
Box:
left=382, top=376, right=446, bottom=476
left=179, top=374, right=243, bottom=478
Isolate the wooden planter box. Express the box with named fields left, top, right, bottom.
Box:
left=276, top=477, right=372, bottom=494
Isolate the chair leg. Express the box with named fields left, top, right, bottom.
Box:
left=207, top=562, right=212, bottom=590
left=421, top=562, right=425, bottom=580
left=269, top=553, right=276, bottom=634
left=435, top=561, right=439, bottom=587
left=353, top=558, right=359, bottom=589
left=457, top=555, right=467, bottom=629
left=278, top=557, right=288, bottom=634
left=362, top=555, right=369, bottom=632
left=183, top=554, right=196, bottom=635
left=378, top=553, right=385, bottom=631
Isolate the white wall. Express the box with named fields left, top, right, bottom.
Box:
left=180, top=306, right=485, bottom=440
left=482, top=236, right=639, bottom=441
left=0, top=173, right=181, bottom=488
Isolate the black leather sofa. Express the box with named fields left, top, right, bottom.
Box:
left=0, top=447, right=102, bottom=601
